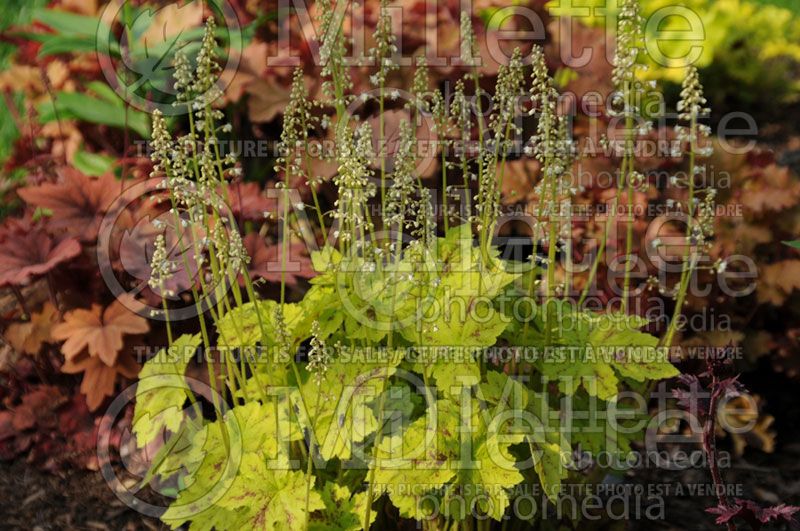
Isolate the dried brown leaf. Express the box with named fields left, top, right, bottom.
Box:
left=3, top=302, right=58, bottom=355
left=51, top=296, right=149, bottom=366
left=62, top=351, right=140, bottom=411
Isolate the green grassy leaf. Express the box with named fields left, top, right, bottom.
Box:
left=73, top=149, right=115, bottom=176
left=37, top=34, right=110, bottom=57
left=32, top=7, right=107, bottom=36
left=37, top=91, right=150, bottom=138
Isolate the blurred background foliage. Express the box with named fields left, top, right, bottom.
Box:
left=549, top=0, right=800, bottom=115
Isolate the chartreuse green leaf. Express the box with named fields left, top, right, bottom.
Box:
left=215, top=300, right=269, bottom=347
left=426, top=355, right=482, bottom=398
left=435, top=223, right=479, bottom=270
left=379, top=382, right=422, bottom=428
left=530, top=428, right=570, bottom=503
left=332, top=254, right=420, bottom=344
left=300, top=283, right=344, bottom=339
left=295, top=351, right=404, bottom=461
left=591, top=314, right=678, bottom=383
left=371, top=399, right=460, bottom=519
left=478, top=372, right=569, bottom=503
left=310, top=482, right=375, bottom=531
left=310, top=246, right=342, bottom=273
left=216, top=300, right=310, bottom=350
left=398, top=261, right=517, bottom=398
left=539, top=312, right=676, bottom=400
left=479, top=370, right=529, bottom=409
left=133, top=333, right=200, bottom=448
left=217, top=298, right=321, bottom=399
left=401, top=268, right=516, bottom=347
left=372, top=398, right=526, bottom=522
left=215, top=454, right=324, bottom=530
left=567, top=392, right=647, bottom=459
left=309, top=253, right=385, bottom=341
left=443, top=427, right=525, bottom=521
left=161, top=401, right=302, bottom=530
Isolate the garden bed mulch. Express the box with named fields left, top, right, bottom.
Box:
left=0, top=459, right=164, bottom=530
left=630, top=441, right=800, bottom=530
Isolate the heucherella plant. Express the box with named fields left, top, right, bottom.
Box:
left=131, top=9, right=711, bottom=531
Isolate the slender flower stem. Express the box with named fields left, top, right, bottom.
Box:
left=661, top=113, right=698, bottom=348
left=442, top=149, right=449, bottom=232
left=379, top=82, right=386, bottom=207
left=303, top=386, right=323, bottom=531
left=545, top=163, right=560, bottom=341
left=621, top=82, right=635, bottom=314
left=577, top=195, right=618, bottom=309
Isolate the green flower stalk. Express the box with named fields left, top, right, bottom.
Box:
left=528, top=46, right=558, bottom=292
left=148, top=234, right=173, bottom=290
left=661, top=66, right=715, bottom=348
left=410, top=58, right=430, bottom=115
left=521, top=46, right=577, bottom=344
left=192, top=17, right=222, bottom=96
left=332, top=123, right=376, bottom=257
left=451, top=79, right=473, bottom=224
left=459, top=10, right=484, bottom=136
left=317, top=0, right=352, bottom=120
left=614, top=0, right=645, bottom=314
left=460, top=10, right=487, bottom=238
left=556, top=116, right=577, bottom=299
left=478, top=48, right=524, bottom=257
left=276, top=67, right=317, bottom=304
left=384, top=120, right=417, bottom=239
left=429, top=77, right=454, bottom=231
left=411, top=186, right=435, bottom=250
left=369, top=0, right=399, bottom=206
left=306, top=321, right=331, bottom=383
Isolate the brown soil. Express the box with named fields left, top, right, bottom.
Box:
left=0, top=459, right=164, bottom=531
